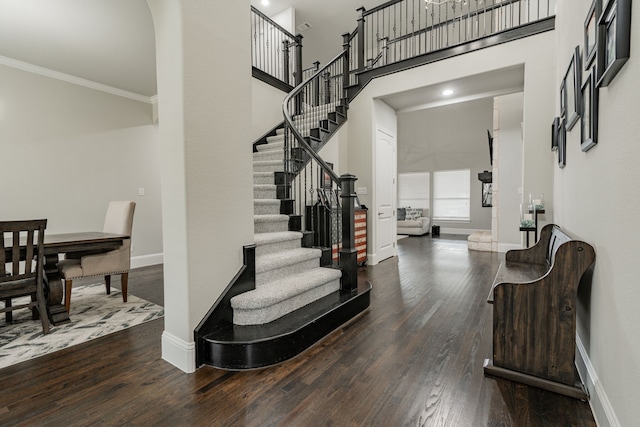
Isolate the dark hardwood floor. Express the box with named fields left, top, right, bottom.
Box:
left=0, top=236, right=596, bottom=426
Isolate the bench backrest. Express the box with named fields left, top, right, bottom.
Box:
left=547, top=226, right=572, bottom=266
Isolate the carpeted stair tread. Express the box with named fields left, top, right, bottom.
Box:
left=254, top=231, right=303, bottom=246
left=256, top=141, right=284, bottom=152
left=253, top=172, right=274, bottom=184
left=253, top=231, right=303, bottom=256
left=254, top=199, right=281, bottom=215
left=253, top=160, right=283, bottom=167
left=266, top=134, right=285, bottom=143
left=253, top=160, right=284, bottom=173
left=253, top=184, right=276, bottom=191
left=253, top=150, right=282, bottom=161
left=254, top=214, right=289, bottom=223
left=256, top=247, right=320, bottom=274
left=231, top=267, right=342, bottom=310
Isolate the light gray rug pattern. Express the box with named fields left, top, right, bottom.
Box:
left=0, top=283, right=164, bottom=369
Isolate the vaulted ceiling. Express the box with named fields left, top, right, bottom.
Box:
left=0, top=0, right=157, bottom=96
left=0, top=0, right=522, bottom=108
left=0, top=0, right=381, bottom=98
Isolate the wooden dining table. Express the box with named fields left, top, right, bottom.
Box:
left=4, top=232, right=130, bottom=325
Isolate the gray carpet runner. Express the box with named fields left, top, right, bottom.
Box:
left=230, top=128, right=341, bottom=326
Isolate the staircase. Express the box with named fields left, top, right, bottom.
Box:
left=230, top=128, right=342, bottom=325
left=195, top=122, right=371, bottom=370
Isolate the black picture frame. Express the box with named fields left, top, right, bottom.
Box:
left=482, top=183, right=492, bottom=207
left=563, top=46, right=581, bottom=131
left=551, top=116, right=560, bottom=151
left=581, top=69, right=599, bottom=152
left=597, top=0, right=631, bottom=87
left=558, top=119, right=567, bottom=169
left=584, top=0, right=600, bottom=69
left=322, top=162, right=334, bottom=189
left=560, top=80, right=566, bottom=118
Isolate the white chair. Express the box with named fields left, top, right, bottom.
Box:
left=58, top=201, right=136, bottom=313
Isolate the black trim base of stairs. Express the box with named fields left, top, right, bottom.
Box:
left=199, top=278, right=372, bottom=370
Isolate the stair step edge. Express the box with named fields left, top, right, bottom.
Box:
left=256, top=247, right=322, bottom=273
left=231, top=268, right=342, bottom=309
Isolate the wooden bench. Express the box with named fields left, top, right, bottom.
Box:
left=484, top=224, right=595, bottom=399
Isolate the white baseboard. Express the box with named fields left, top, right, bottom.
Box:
left=161, top=331, right=196, bottom=373
left=498, top=243, right=522, bottom=253
left=576, top=334, right=620, bottom=427
left=131, top=253, right=163, bottom=269
left=439, top=227, right=476, bottom=235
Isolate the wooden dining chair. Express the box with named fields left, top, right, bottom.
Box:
left=0, top=219, right=50, bottom=334
left=57, top=201, right=136, bottom=313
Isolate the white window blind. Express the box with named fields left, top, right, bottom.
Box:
left=433, top=169, right=470, bottom=220
left=398, top=172, right=430, bottom=209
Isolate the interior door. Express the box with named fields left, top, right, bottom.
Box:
left=375, top=128, right=396, bottom=263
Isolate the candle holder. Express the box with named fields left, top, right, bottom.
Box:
left=520, top=204, right=535, bottom=229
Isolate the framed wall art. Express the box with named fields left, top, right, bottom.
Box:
left=322, top=162, right=334, bottom=189
left=560, top=80, right=566, bottom=118
left=482, top=183, right=493, bottom=208
left=597, top=0, right=631, bottom=87
left=563, top=46, right=582, bottom=131
left=551, top=117, right=560, bottom=151
left=558, top=119, right=566, bottom=169
left=581, top=69, right=599, bottom=152
left=584, top=0, right=600, bottom=69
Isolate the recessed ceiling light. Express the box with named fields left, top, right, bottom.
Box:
left=261, top=0, right=269, bottom=5
left=442, top=89, right=454, bottom=96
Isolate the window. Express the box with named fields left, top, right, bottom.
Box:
left=398, top=172, right=430, bottom=209
left=433, top=169, right=470, bottom=220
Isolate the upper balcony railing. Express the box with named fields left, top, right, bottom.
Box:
left=353, top=0, right=555, bottom=73
left=251, top=6, right=302, bottom=89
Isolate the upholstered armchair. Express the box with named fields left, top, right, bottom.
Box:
left=58, top=201, right=136, bottom=313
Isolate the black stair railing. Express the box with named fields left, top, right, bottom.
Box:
left=251, top=6, right=302, bottom=88
left=283, top=49, right=359, bottom=292
left=347, top=0, right=554, bottom=76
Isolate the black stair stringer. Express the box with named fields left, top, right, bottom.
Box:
left=200, top=277, right=371, bottom=370
left=195, top=244, right=256, bottom=368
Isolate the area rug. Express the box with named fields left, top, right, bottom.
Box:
left=0, top=283, right=164, bottom=369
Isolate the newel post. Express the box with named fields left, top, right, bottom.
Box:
left=342, top=32, right=351, bottom=97
left=340, top=173, right=358, bottom=293
left=357, top=7, right=366, bottom=71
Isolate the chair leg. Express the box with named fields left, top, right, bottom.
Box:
left=31, top=294, right=38, bottom=320
left=4, top=298, right=12, bottom=323
left=65, top=279, right=73, bottom=314
left=121, top=272, right=128, bottom=303
left=36, top=283, right=50, bottom=335
left=105, top=275, right=111, bottom=295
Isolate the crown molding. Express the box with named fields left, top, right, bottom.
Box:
left=0, top=55, right=155, bottom=104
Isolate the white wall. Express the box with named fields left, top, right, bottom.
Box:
left=397, top=98, right=493, bottom=233
left=0, top=64, right=163, bottom=263
left=271, top=7, right=295, bottom=34
left=251, top=78, right=286, bottom=141
left=149, top=0, right=254, bottom=373
left=346, top=30, right=555, bottom=255
left=554, top=1, right=640, bottom=426
left=494, top=93, right=524, bottom=248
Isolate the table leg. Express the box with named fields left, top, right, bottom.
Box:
left=44, top=253, right=70, bottom=325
